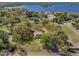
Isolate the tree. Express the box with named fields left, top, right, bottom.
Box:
left=0, top=11, right=6, bottom=17
left=13, top=21, right=34, bottom=45
left=7, top=17, right=16, bottom=26
left=32, top=24, right=42, bottom=30
left=41, top=32, right=69, bottom=53
left=57, top=14, right=67, bottom=23
left=41, top=34, right=61, bottom=52
left=0, top=17, right=4, bottom=23
left=45, top=23, right=61, bottom=32
left=0, top=30, right=17, bottom=53
left=38, top=12, right=47, bottom=18
left=26, top=11, right=33, bottom=17
left=40, top=18, right=49, bottom=26
left=15, top=9, right=23, bottom=15
left=0, top=30, right=9, bottom=51
left=41, top=23, right=69, bottom=53
left=72, top=19, right=79, bottom=30
left=14, top=17, right=21, bottom=23
left=0, top=30, right=9, bottom=44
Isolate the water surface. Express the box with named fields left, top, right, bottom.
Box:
left=5, top=5, right=79, bottom=13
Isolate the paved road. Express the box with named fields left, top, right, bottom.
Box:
left=64, top=22, right=79, bottom=36
left=60, top=23, right=79, bottom=48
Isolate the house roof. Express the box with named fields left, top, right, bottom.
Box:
left=34, top=30, right=43, bottom=35
left=34, top=30, right=44, bottom=36
left=48, top=14, right=56, bottom=18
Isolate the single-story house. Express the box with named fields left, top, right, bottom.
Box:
left=53, top=12, right=64, bottom=16
left=34, top=30, right=43, bottom=37
left=47, top=13, right=58, bottom=22
left=32, top=29, right=44, bottom=38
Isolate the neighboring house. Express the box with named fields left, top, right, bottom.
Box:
left=2, top=10, right=9, bottom=12
left=33, top=17, right=42, bottom=21
left=36, top=17, right=42, bottom=21
left=29, top=17, right=42, bottom=21
left=33, top=30, right=44, bottom=38
left=28, top=17, right=42, bottom=24
left=6, top=23, right=12, bottom=27
left=53, top=12, right=64, bottom=16
left=47, top=13, right=58, bottom=22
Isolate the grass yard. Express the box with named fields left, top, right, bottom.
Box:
left=21, top=39, right=58, bottom=56
left=0, top=25, right=8, bottom=31
left=22, top=39, right=44, bottom=51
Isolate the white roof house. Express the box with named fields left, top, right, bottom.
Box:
left=47, top=14, right=57, bottom=20
left=34, top=30, right=44, bottom=37
left=32, top=29, right=45, bottom=38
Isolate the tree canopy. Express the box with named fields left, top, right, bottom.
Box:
left=13, top=20, right=34, bottom=45
left=41, top=23, right=69, bottom=53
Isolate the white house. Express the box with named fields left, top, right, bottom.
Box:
left=47, top=13, right=58, bottom=22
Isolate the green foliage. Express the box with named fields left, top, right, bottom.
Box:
left=13, top=21, right=33, bottom=45
left=0, top=11, right=6, bottom=17
left=41, top=33, right=61, bottom=52
left=0, top=30, right=9, bottom=43
left=41, top=23, right=69, bottom=53
left=72, top=19, right=79, bottom=30
left=14, top=17, right=21, bottom=23
left=34, top=19, right=40, bottom=24
left=0, top=17, right=4, bottom=23
left=0, top=43, right=8, bottom=51
left=41, top=34, right=50, bottom=43
left=0, top=30, right=9, bottom=51
left=45, top=23, right=61, bottom=32
left=6, top=17, right=16, bottom=27
left=32, top=24, right=42, bottom=30
left=57, top=14, right=67, bottom=23
left=21, top=20, right=32, bottom=27
left=40, top=18, right=49, bottom=26
left=26, top=11, right=33, bottom=17
left=57, top=14, right=66, bottom=20
left=67, top=49, right=76, bottom=53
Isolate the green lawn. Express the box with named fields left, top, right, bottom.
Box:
left=22, top=39, right=44, bottom=51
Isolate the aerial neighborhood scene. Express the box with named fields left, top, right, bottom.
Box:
left=0, top=2, right=79, bottom=56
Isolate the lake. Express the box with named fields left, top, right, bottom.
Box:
left=5, top=5, right=79, bottom=13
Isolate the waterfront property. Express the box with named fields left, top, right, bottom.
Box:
left=0, top=3, right=79, bottom=56
left=47, top=13, right=58, bottom=22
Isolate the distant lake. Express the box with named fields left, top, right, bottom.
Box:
left=5, top=5, right=79, bottom=13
